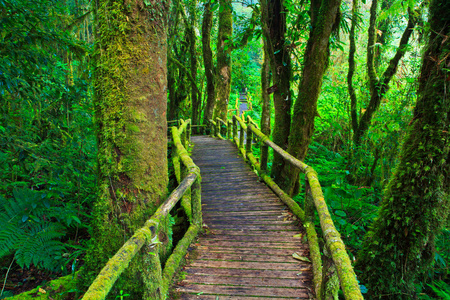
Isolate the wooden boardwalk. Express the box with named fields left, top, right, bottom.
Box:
left=173, top=136, right=313, bottom=299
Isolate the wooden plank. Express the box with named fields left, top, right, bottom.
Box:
left=193, top=252, right=308, bottom=263
left=179, top=293, right=306, bottom=300
left=205, top=220, right=299, bottom=226
left=204, top=224, right=300, bottom=231
left=203, top=210, right=287, bottom=216
left=176, top=284, right=310, bottom=298
left=183, top=267, right=311, bottom=279
left=188, top=260, right=306, bottom=271
left=199, top=234, right=302, bottom=243
left=195, top=246, right=308, bottom=256
left=182, top=275, right=310, bottom=288
left=198, top=240, right=302, bottom=249
left=206, top=229, right=304, bottom=236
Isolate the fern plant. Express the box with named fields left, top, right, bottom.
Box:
left=0, top=188, right=80, bottom=271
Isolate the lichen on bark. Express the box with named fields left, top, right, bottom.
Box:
left=356, top=0, right=450, bottom=297
left=78, top=0, right=170, bottom=298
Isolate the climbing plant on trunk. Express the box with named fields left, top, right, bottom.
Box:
left=351, top=0, right=418, bottom=147
left=79, top=0, right=170, bottom=298
left=355, top=0, right=450, bottom=296
left=260, top=0, right=292, bottom=183
left=214, top=0, right=233, bottom=121
left=202, top=0, right=216, bottom=124
left=277, top=0, right=342, bottom=195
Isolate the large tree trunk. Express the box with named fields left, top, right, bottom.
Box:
left=188, top=0, right=201, bottom=127
left=356, top=0, right=450, bottom=297
left=79, top=0, right=170, bottom=297
left=260, top=37, right=271, bottom=169
left=202, top=0, right=215, bottom=124
left=213, top=0, right=232, bottom=121
left=260, top=41, right=271, bottom=137
left=260, top=0, right=292, bottom=182
left=279, top=0, right=341, bottom=195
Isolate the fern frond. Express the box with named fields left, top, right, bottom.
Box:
left=0, top=212, right=24, bottom=258
left=14, top=222, right=65, bottom=271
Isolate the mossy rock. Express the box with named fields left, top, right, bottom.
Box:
left=8, top=272, right=79, bottom=300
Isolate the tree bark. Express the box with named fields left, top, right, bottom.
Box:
left=279, top=0, right=342, bottom=195
left=356, top=0, right=450, bottom=297
left=213, top=0, right=233, bottom=121
left=188, top=0, right=201, bottom=127
left=260, top=0, right=292, bottom=183
left=353, top=0, right=417, bottom=146
left=79, top=0, right=169, bottom=297
left=260, top=35, right=271, bottom=170
left=202, top=0, right=216, bottom=124
left=260, top=40, right=271, bottom=137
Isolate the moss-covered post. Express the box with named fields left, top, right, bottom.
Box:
left=232, top=116, right=238, bottom=142
left=356, top=0, right=450, bottom=297
left=239, top=119, right=245, bottom=151
left=143, top=244, right=163, bottom=299
left=246, top=117, right=253, bottom=157
left=186, top=121, right=191, bottom=146
left=79, top=0, right=170, bottom=297
left=304, top=179, right=323, bottom=297
left=191, top=175, right=202, bottom=227
left=227, top=120, right=232, bottom=139
left=215, top=118, right=221, bottom=137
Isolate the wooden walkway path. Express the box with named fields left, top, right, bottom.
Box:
left=173, top=136, right=313, bottom=299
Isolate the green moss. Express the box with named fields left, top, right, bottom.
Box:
left=9, top=272, right=79, bottom=300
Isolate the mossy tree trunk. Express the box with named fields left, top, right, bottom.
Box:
left=260, top=0, right=292, bottom=183
left=355, top=0, right=450, bottom=297
left=188, top=0, right=201, bottom=128
left=213, top=0, right=233, bottom=121
left=167, top=0, right=191, bottom=121
left=260, top=40, right=271, bottom=137
left=351, top=0, right=417, bottom=147
left=278, top=0, right=341, bottom=195
left=260, top=35, right=271, bottom=169
left=79, top=0, right=170, bottom=298
left=202, top=0, right=216, bottom=124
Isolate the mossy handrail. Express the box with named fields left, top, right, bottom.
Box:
left=208, top=115, right=363, bottom=300
left=82, top=119, right=201, bottom=300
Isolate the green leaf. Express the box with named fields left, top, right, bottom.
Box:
left=292, top=252, right=311, bottom=262
left=335, top=210, right=347, bottom=217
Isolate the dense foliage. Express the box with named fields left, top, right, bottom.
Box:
left=1, top=0, right=448, bottom=298
left=0, top=0, right=94, bottom=297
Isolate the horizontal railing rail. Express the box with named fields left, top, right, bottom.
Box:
left=208, top=115, right=363, bottom=300
left=83, top=119, right=201, bottom=300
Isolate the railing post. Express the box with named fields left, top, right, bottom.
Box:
left=232, top=116, right=237, bottom=142
left=215, top=118, right=220, bottom=138
left=209, top=120, right=215, bottom=137
left=305, top=178, right=324, bottom=299
left=191, top=176, right=202, bottom=226
left=186, top=121, right=191, bottom=146
left=260, top=143, right=269, bottom=173
left=239, top=120, right=245, bottom=152
left=143, top=244, right=163, bottom=299
left=227, top=120, right=232, bottom=140
left=246, top=116, right=252, bottom=157
left=181, top=121, right=187, bottom=147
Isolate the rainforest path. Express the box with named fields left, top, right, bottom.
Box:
left=171, top=135, right=314, bottom=299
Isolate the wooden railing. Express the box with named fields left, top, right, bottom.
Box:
left=82, top=119, right=201, bottom=300
left=209, top=116, right=364, bottom=300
